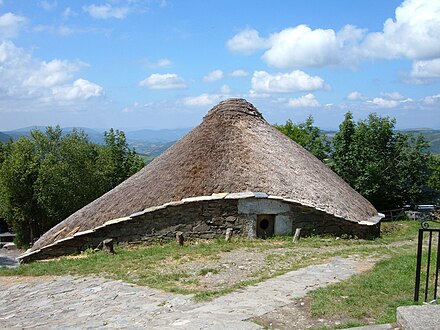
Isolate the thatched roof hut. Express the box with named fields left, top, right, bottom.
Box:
left=21, top=99, right=382, bottom=262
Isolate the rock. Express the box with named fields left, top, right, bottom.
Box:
left=4, top=242, right=17, bottom=250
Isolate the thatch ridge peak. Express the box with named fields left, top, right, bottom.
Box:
left=205, top=98, right=263, bottom=120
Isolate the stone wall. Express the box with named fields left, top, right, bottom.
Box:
left=20, top=194, right=381, bottom=263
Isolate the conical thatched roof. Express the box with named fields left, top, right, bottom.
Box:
left=30, top=98, right=378, bottom=252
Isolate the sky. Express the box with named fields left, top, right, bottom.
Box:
left=0, top=0, right=440, bottom=131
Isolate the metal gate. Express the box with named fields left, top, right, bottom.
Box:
left=414, top=222, right=440, bottom=303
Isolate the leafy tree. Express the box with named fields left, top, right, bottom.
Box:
left=97, top=128, right=145, bottom=191
left=428, top=155, right=440, bottom=200
left=332, top=112, right=430, bottom=210
left=0, top=137, right=44, bottom=245
left=0, top=126, right=145, bottom=247
left=274, top=116, right=330, bottom=161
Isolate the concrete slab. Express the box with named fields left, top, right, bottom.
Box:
left=397, top=305, right=440, bottom=330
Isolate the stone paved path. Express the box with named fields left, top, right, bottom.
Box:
left=0, top=256, right=369, bottom=329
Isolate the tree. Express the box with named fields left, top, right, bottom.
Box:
left=274, top=116, right=330, bottom=161
left=0, top=126, right=145, bottom=247
left=332, top=112, right=430, bottom=210
left=0, top=136, right=44, bottom=245
left=428, top=155, right=440, bottom=201
left=96, top=128, right=145, bottom=191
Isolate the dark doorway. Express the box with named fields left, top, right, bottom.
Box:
left=257, top=214, right=275, bottom=238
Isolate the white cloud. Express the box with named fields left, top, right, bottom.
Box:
left=423, top=94, right=440, bottom=105
left=263, top=24, right=364, bottom=68
left=51, top=79, right=103, bottom=101
left=83, top=4, right=129, bottom=19
left=251, top=70, right=326, bottom=93
left=226, top=28, right=268, bottom=55
left=368, top=98, right=400, bottom=108
left=139, top=73, right=186, bottom=89
left=366, top=92, right=413, bottom=108
left=40, top=1, right=57, bottom=11
left=288, top=93, right=320, bottom=108
left=156, top=58, right=172, bottom=67
left=230, top=69, right=248, bottom=77
left=219, top=84, right=232, bottom=94
left=226, top=0, right=440, bottom=71
left=23, top=59, right=83, bottom=88
left=0, top=12, right=27, bottom=39
left=203, top=69, right=224, bottom=82
left=380, top=91, right=405, bottom=100
left=141, top=58, right=172, bottom=68
left=182, top=93, right=221, bottom=107
left=0, top=40, right=103, bottom=108
left=410, top=59, right=440, bottom=78
left=362, top=0, right=440, bottom=60
left=347, top=91, right=366, bottom=100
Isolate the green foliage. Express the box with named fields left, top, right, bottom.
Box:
left=332, top=112, right=430, bottom=210
left=0, top=126, right=144, bottom=247
left=274, top=116, right=330, bottom=161
left=428, top=154, right=440, bottom=195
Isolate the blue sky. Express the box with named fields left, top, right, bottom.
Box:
left=0, top=0, right=439, bottom=131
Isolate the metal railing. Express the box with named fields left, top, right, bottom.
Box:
left=414, top=222, right=440, bottom=303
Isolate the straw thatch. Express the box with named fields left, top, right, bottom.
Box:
left=30, top=98, right=378, bottom=252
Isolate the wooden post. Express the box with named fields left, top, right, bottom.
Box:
left=102, top=238, right=115, bottom=254
left=225, top=228, right=233, bottom=242
left=176, top=231, right=184, bottom=246
left=293, top=228, right=301, bottom=243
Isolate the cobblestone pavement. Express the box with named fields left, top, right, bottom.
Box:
left=0, top=256, right=368, bottom=329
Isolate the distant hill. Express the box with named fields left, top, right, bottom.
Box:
left=0, top=132, right=11, bottom=143
left=125, top=128, right=191, bottom=143
left=400, top=129, right=440, bottom=154
left=0, top=126, right=191, bottom=157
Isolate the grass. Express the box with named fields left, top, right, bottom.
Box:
left=1, top=219, right=438, bottom=328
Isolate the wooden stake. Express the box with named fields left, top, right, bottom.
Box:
left=176, top=231, right=184, bottom=246
left=102, top=238, right=115, bottom=254
left=225, top=228, right=233, bottom=242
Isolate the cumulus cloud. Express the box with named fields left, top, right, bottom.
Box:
left=251, top=70, right=326, bottom=93
left=203, top=69, right=224, bottom=82
left=0, top=12, right=27, bottom=39
left=423, top=93, right=440, bottom=105
left=226, top=28, right=268, bottom=55
left=366, top=92, right=413, bottom=108
left=380, top=91, right=405, bottom=100
left=410, top=59, right=440, bottom=78
left=51, top=79, right=103, bottom=100
left=226, top=0, right=440, bottom=70
left=263, top=24, right=364, bottom=68
left=362, top=0, right=440, bottom=60
left=288, top=93, right=320, bottom=108
left=347, top=91, right=366, bottom=100
left=182, top=93, right=221, bottom=107
left=230, top=69, right=248, bottom=77
left=0, top=40, right=103, bottom=108
left=83, top=3, right=130, bottom=19
left=368, top=98, right=400, bottom=108
left=139, top=73, right=186, bottom=89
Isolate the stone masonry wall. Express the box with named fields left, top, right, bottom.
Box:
left=20, top=195, right=380, bottom=263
